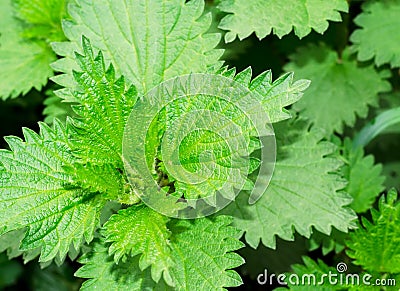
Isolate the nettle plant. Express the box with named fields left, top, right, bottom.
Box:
left=0, top=0, right=400, bottom=290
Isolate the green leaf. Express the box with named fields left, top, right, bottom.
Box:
left=63, top=162, right=126, bottom=202
left=340, top=138, right=385, bottom=213
left=79, top=216, right=244, bottom=289
left=219, top=67, right=311, bottom=124
left=0, top=120, right=105, bottom=262
left=102, top=205, right=173, bottom=285
left=68, top=37, right=138, bottom=166
left=52, top=0, right=223, bottom=95
left=44, top=38, right=136, bottom=204
left=0, top=0, right=55, bottom=99
left=347, top=189, right=400, bottom=273
left=222, top=119, right=357, bottom=249
left=350, top=0, right=400, bottom=68
left=284, top=44, right=391, bottom=135
left=14, top=0, right=67, bottom=42
left=166, top=216, right=244, bottom=289
left=218, top=0, right=348, bottom=42
left=75, top=242, right=160, bottom=291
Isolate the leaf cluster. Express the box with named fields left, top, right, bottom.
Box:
left=1, top=0, right=399, bottom=290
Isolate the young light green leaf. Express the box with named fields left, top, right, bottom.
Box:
left=347, top=189, right=400, bottom=273
left=0, top=0, right=55, bottom=99
left=41, top=38, right=137, bottom=205
left=102, top=205, right=173, bottom=285
left=63, top=162, right=126, bottom=202
left=143, top=87, right=256, bottom=201
left=222, top=120, right=357, bottom=249
left=68, top=37, right=138, bottom=166
left=0, top=120, right=105, bottom=262
left=284, top=44, right=391, bottom=136
left=127, top=67, right=309, bottom=206
left=340, top=138, right=385, bottom=213
left=350, top=0, right=400, bottom=68
left=218, top=0, right=348, bottom=42
left=52, top=0, right=223, bottom=95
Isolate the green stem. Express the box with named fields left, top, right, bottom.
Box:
left=353, top=107, right=400, bottom=148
